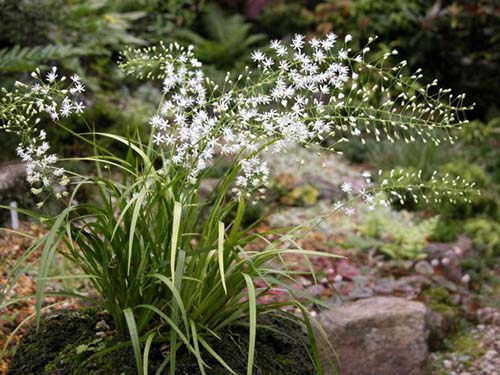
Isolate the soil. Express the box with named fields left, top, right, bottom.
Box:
left=7, top=309, right=316, bottom=375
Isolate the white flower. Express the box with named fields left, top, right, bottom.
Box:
left=363, top=194, right=375, bottom=204
left=70, top=82, right=85, bottom=94
left=46, top=67, right=58, bottom=83
left=60, top=98, right=73, bottom=117
left=270, top=40, right=287, bottom=56
left=153, top=133, right=165, bottom=145
left=341, top=181, right=353, bottom=193
left=262, top=57, right=274, bottom=69
left=344, top=207, right=355, bottom=216
left=251, top=50, right=265, bottom=62
left=291, top=34, right=305, bottom=50
left=74, top=102, right=85, bottom=113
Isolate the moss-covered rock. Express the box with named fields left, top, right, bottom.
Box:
left=8, top=309, right=316, bottom=375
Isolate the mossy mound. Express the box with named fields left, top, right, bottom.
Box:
left=8, top=309, right=316, bottom=375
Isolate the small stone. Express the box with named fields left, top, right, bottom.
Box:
left=326, top=267, right=335, bottom=281
left=415, top=260, right=433, bottom=275
left=443, top=359, right=453, bottom=369
left=95, top=319, right=110, bottom=331
left=336, top=260, right=360, bottom=280
left=373, top=278, right=396, bottom=294
left=307, top=284, right=325, bottom=296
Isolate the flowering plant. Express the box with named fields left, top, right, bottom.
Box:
left=0, top=34, right=477, bottom=374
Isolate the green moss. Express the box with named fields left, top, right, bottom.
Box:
left=428, top=302, right=461, bottom=332
left=422, top=287, right=453, bottom=305
left=6, top=309, right=108, bottom=375
left=444, top=331, right=486, bottom=364
left=8, top=310, right=315, bottom=375
left=423, top=287, right=461, bottom=328
left=464, top=218, right=500, bottom=259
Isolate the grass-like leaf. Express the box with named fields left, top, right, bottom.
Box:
left=243, top=273, right=257, bottom=375
left=218, top=221, right=227, bottom=295
left=124, top=307, right=143, bottom=375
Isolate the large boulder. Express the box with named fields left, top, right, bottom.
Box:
left=317, top=296, right=429, bottom=375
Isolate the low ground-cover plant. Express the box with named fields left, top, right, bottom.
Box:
left=357, top=206, right=438, bottom=260
left=0, top=34, right=478, bottom=374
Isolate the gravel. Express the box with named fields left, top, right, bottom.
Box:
left=431, top=308, right=500, bottom=375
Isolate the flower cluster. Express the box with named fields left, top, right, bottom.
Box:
left=1, top=67, right=85, bottom=200
left=120, top=34, right=471, bottom=200
left=120, top=35, right=351, bottom=196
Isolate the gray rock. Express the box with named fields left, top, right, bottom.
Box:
left=0, top=163, right=26, bottom=194
left=317, top=296, right=430, bottom=375
left=373, top=277, right=397, bottom=294
left=415, top=260, right=434, bottom=275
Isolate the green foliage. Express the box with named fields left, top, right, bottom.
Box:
left=429, top=218, right=463, bottom=242
left=312, top=0, right=425, bottom=40
left=457, top=217, right=500, bottom=285
left=258, top=3, right=314, bottom=38
left=0, top=0, right=62, bottom=46
left=357, top=206, right=437, bottom=259
left=464, top=218, right=500, bottom=259
left=0, top=45, right=84, bottom=73
left=176, top=4, right=266, bottom=71
left=436, top=161, right=498, bottom=220
left=0, top=0, right=147, bottom=73
left=460, top=116, right=500, bottom=183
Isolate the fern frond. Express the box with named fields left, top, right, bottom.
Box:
left=0, top=45, right=85, bottom=73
